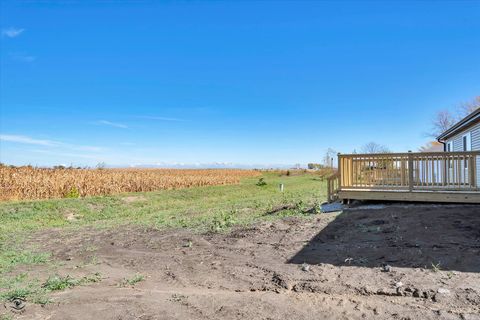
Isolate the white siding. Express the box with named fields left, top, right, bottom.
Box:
left=445, top=121, right=480, bottom=187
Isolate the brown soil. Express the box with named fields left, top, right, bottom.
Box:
left=9, top=204, right=480, bottom=320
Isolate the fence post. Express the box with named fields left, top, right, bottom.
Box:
left=408, top=151, right=414, bottom=192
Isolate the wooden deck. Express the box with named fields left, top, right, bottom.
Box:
left=327, top=151, right=480, bottom=204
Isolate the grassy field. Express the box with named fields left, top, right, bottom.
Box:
left=0, top=171, right=327, bottom=307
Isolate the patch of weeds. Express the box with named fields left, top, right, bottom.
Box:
left=0, top=313, right=13, bottom=320
left=119, top=273, right=144, bottom=287
left=64, top=186, right=80, bottom=199
left=256, top=178, right=267, bottom=187
left=0, top=250, right=50, bottom=274
left=42, top=275, right=77, bottom=291
left=176, top=217, right=191, bottom=228
left=30, top=293, right=51, bottom=305
left=42, top=272, right=102, bottom=292
left=210, top=209, right=237, bottom=232
left=78, top=272, right=102, bottom=284
left=446, top=271, right=455, bottom=279
left=0, top=276, right=51, bottom=306
left=0, top=287, right=33, bottom=301
left=431, top=262, right=442, bottom=273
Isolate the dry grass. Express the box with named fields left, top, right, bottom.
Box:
left=0, top=166, right=260, bottom=201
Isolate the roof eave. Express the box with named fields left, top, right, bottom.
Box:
left=437, top=109, right=480, bottom=141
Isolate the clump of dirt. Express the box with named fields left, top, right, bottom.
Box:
left=8, top=205, right=480, bottom=320
left=62, top=209, right=82, bottom=222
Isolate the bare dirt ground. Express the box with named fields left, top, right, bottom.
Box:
left=8, top=204, right=480, bottom=320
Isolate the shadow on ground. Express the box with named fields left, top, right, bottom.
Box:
left=289, top=204, right=480, bottom=272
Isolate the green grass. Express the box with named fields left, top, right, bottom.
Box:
left=0, top=172, right=326, bottom=236
left=0, top=172, right=326, bottom=305
left=119, top=273, right=145, bottom=287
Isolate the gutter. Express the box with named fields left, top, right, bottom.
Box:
left=436, top=108, right=480, bottom=142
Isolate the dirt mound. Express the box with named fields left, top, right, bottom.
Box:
left=10, top=205, right=480, bottom=319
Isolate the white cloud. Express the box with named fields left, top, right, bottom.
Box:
left=0, top=134, right=55, bottom=146
left=0, top=134, right=102, bottom=152
left=1, top=27, right=25, bottom=38
left=31, top=149, right=101, bottom=160
left=94, top=120, right=128, bottom=129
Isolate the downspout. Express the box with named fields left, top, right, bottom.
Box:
left=437, top=138, right=446, bottom=151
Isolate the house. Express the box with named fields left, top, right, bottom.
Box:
left=327, top=109, right=480, bottom=204
left=437, top=108, right=480, bottom=188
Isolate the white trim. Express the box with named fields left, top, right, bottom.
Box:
left=446, top=141, right=453, bottom=152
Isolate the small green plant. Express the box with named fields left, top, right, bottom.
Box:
left=78, top=272, right=102, bottom=284
left=42, top=273, right=101, bottom=292
left=119, top=273, right=144, bottom=287
left=64, top=186, right=80, bottom=198
left=431, top=262, right=442, bottom=273
left=0, top=287, right=33, bottom=301
left=256, top=178, right=267, bottom=186
left=210, top=210, right=237, bottom=232
left=42, top=275, right=77, bottom=291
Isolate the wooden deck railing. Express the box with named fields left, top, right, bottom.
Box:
left=327, top=172, right=340, bottom=202
left=338, top=151, right=479, bottom=192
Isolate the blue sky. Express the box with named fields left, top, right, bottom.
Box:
left=1, top=1, right=479, bottom=167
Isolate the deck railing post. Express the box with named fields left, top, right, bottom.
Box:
left=408, top=151, right=414, bottom=192
left=337, top=153, right=342, bottom=190
left=470, top=155, right=476, bottom=188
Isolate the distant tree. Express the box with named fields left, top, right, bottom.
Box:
left=458, top=96, right=480, bottom=117
left=323, top=148, right=337, bottom=168
left=430, top=110, right=457, bottom=138
left=96, top=162, right=107, bottom=170
left=307, top=163, right=324, bottom=170
left=429, top=96, right=480, bottom=137
left=361, top=142, right=390, bottom=154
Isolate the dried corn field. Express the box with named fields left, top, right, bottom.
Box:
left=0, top=166, right=261, bottom=201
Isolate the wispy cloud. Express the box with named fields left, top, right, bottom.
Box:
left=137, top=116, right=185, bottom=122
left=94, top=120, right=128, bottom=129
left=0, top=134, right=55, bottom=146
left=9, top=52, right=36, bottom=63
left=1, top=27, right=25, bottom=38
left=0, top=134, right=103, bottom=152
left=31, top=149, right=101, bottom=160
